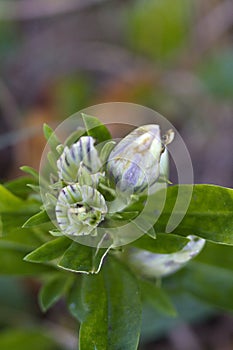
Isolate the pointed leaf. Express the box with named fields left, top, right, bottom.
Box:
left=79, top=257, right=141, bottom=350
left=24, top=237, right=71, bottom=263
left=43, top=123, right=61, bottom=154
left=0, top=243, right=56, bottom=275
left=58, top=242, right=109, bottom=274
left=20, top=166, right=39, bottom=181
left=155, top=185, right=233, bottom=245
left=82, top=113, right=112, bottom=142
left=23, top=210, right=50, bottom=227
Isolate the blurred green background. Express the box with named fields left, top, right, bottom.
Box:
left=0, top=0, right=232, bottom=349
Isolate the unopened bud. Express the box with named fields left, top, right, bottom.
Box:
left=107, top=125, right=170, bottom=192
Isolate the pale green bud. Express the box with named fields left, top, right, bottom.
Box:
left=56, top=184, right=107, bottom=237
left=128, top=235, right=205, bottom=278
left=107, top=125, right=169, bottom=192
left=57, top=136, right=102, bottom=184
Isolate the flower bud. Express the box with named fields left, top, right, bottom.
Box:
left=128, top=235, right=205, bottom=278
left=57, top=136, right=102, bottom=184
left=56, top=184, right=107, bottom=236
left=107, top=125, right=164, bottom=192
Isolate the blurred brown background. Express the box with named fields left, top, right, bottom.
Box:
left=0, top=0, right=232, bottom=349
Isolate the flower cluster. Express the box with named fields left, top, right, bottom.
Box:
left=54, top=136, right=107, bottom=237
left=50, top=124, right=171, bottom=239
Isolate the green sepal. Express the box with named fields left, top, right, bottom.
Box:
left=99, top=140, right=116, bottom=163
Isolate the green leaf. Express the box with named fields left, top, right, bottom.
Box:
left=0, top=185, right=24, bottom=213
left=82, top=113, right=112, bottom=143
left=155, top=185, right=233, bottom=245
left=0, top=185, right=41, bottom=215
left=0, top=328, right=62, bottom=350
left=79, top=257, right=141, bottom=350
left=182, top=261, right=233, bottom=311
left=4, top=177, right=37, bottom=199
left=140, top=279, right=176, bottom=316
left=43, top=123, right=61, bottom=154
left=23, top=210, right=50, bottom=227
left=131, top=233, right=189, bottom=254
left=39, top=274, right=72, bottom=312
left=24, top=237, right=71, bottom=263
left=20, top=166, right=39, bottom=181
left=1, top=228, right=43, bottom=250
left=0, top=211, right=46, bottom=249
left=67, top=277, right=85, bottom=322
left=195, top=241, right=233, bottom=272
left=58, top=242, right=110, bottom=274
left=0, top=243, right=56, bottom=275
